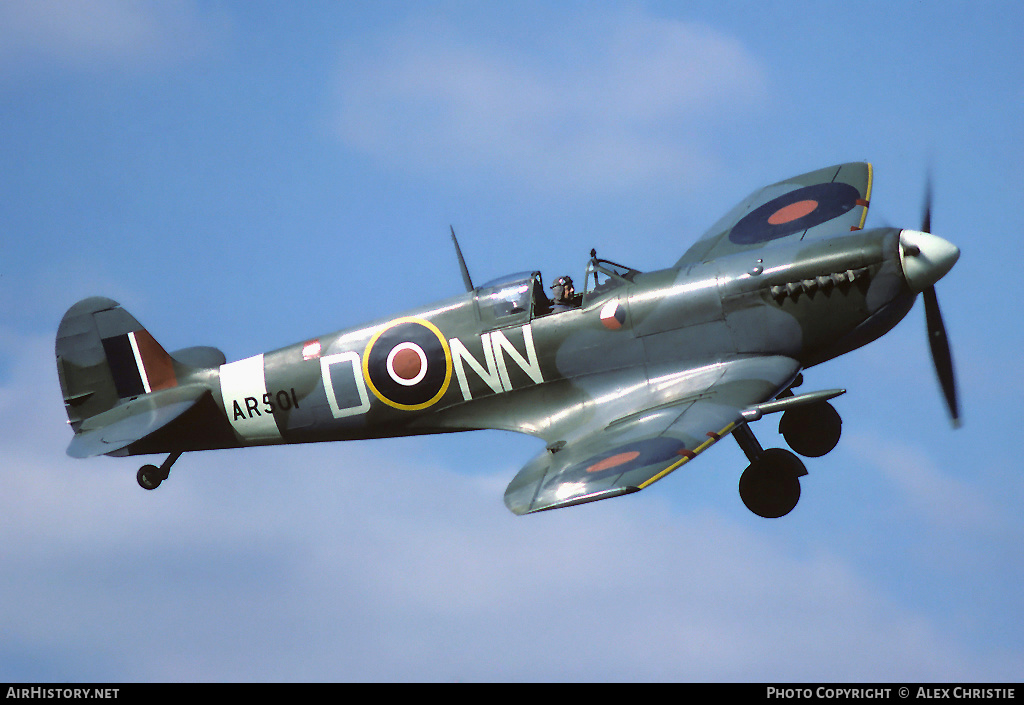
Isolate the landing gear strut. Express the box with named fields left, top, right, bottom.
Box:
left=734, top=426, right=807, bottom=518
left=137, top=452, right=181, bottom=490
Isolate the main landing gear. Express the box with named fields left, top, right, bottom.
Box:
left=735, top=426, right=806, bottom=518
left=735, top=399, right=842, bottom=518
left=778, top=401, right=842, bottom=458
left=137, top=452, right=181, bottom=490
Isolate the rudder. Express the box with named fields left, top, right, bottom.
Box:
left=56, top=297, right=180, bottom=431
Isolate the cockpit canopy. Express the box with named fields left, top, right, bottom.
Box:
left=473, top=256, right=641, bottom=328
left=475, top=271, right=542, bottom=328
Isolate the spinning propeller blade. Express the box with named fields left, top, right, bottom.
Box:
left=920, top=174, right=933, bottom=235
left=914, top=178, right=961, bottom=427
left=923, top=286, right=960, bottom=426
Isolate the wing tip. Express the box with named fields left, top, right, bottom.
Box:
left=505, top=486, right=640, bottom=516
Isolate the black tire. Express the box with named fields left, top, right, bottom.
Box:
left=779, top=401, right=842, bottom=457
left=739, top=448, right=805, bottom=518
left=137, top=464, right=163, bottom=490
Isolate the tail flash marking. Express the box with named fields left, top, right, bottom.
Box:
left=101, top=330, right=177, bottom=398
left=131, top=329, right=177, bottom=392
left=128, top=332, right=150, bottom=392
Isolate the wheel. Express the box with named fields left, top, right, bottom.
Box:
left=739, top=448, right=806, bottom=518
left=137, top=464, right=164, bottom=490
left=779, top=401, right=841, bottom=457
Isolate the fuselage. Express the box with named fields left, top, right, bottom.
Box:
left=130, top=227, right=916, bottom=456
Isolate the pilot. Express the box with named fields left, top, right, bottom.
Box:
left=549, top=275, right=576, bottom=312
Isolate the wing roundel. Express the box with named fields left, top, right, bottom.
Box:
left=728, top=181, right=865, bottom=244
left=676, top=162, right=872, bottom=267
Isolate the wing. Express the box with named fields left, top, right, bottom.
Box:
left=66, top=384, right=209, bottom=458
left=675, top=162, right=872, bottom=268
left=503, top=356, right=800, bottom=515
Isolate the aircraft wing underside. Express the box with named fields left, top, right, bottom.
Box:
left=503, top=355, right=801, bottom=514
left=675, top=162, right=872, bottom=268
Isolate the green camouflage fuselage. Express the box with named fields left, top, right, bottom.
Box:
left=117, top=226, right=908, bottom=457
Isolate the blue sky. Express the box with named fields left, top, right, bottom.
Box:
left=1, top=0, right=1022, bottom=682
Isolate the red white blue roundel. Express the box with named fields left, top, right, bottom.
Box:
left=729, top=182, right=863, bottom=245
left=363, top=318, right=452, bottom=410
left=544, top=437, right=691, bottom=489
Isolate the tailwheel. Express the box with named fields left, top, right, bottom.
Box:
left=739, top=448, right=807, bottom=518
left=137, top=464, right=167, bottom=490
left=136, top=452, right=181, bottom=491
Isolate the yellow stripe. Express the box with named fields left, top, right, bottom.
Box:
left=856, top=162, right=873, bottom=230
left=636, top=421, right=737, bottom=489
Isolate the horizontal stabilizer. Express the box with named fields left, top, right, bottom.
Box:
left=67, top=384, right=208, bottom=458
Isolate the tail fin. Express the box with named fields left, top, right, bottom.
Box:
left=56, top=297, right=195, bottom=431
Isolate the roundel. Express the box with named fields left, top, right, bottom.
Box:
left=363, top=318, right=452, bottom=410
left=549, top=437, right=691, bottom=488
left=729, top=181, right=862, bottom=245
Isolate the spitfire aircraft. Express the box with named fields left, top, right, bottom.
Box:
left=56, top=163, right=960, bottom=518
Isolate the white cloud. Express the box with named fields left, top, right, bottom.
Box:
left=3, top=327, right=1020, bottom=681
left=846, top=431, right=1009, bottom=537
left=333, top=10, right=767, bottom=194
left=0, top=0, right=225, bottom=73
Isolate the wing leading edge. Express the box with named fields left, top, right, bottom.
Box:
left=676, top=162, right=872, bottom=268
left=504, top=356, right=801, bottom=515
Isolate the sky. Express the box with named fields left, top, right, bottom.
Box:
left=1, top=0, right=1022, bottom=683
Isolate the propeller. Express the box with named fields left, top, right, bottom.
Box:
left=924, top=286, right=959, bottom=426
left=899, top=178, right=961, bottom=427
